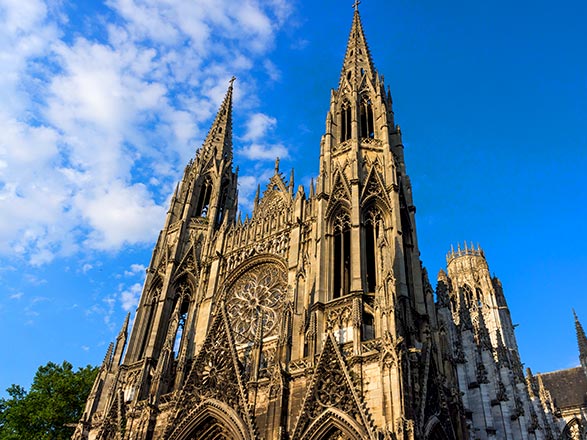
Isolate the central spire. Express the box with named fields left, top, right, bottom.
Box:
left=338, top=7, right=376, bottom=90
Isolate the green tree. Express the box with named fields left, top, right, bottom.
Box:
left=0, top=361, right=98, bottom=440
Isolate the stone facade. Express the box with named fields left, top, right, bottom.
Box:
left=73, top=9, right=586, bottom=440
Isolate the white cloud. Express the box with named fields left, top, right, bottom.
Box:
left=243, top=112, right=277, bottom=141
left=9, top=292, right=24, bottom=300
left=25, top=275, right=47, bottom=286
left=239, top=112, right=289, bottom=161
left=86, top=295, right=117, bottom=331
left=239, top=143, right=289, bottom=161
left=76, top=181, right=166, bottom=250
left=263, top=60, right=281, bottom=81
left=124, top=263, right=146, bottom=277
left=81, top=263, right=93, bottom=273
left=120, top=282, right=142, bottom=312
left=238, top=167, right=274, bottom=213
left=0, top=0, right=293, bottom=265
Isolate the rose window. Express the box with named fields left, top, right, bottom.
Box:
left=226, top=264, right=286, bottom=345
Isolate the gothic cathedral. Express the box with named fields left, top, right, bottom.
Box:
left=73, top=8, right=587, bottom=440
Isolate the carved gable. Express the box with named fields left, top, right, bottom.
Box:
left=292, top=334, right=377, bottom=440
left=361, top=165, right=389, bottom=208
left=167, top=307, right=256, bottom=439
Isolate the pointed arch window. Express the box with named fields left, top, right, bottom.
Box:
left=362, top=309, right=375, bottom=340
left=462, top=285, right=474, bottom=308
left=365, top=207, right=383, bottom=293
left=450, top=296, right=457, bottom=313
left=215, top=179, right=229, bottom=226
left=333, top=209, right=352, bottom=299
left=340, top=100, right=352, bottom=142
left=138, top=295, right=158, bottom=360
left=195, top=178, right=212, bottom=217
left=360, top=97, right=374, bottom=139
left=475, top=288, right=484, bottom=307
left=173, top=295, right=190, bottom=358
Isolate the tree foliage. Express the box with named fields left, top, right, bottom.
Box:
left=0, top=361, right=98, bottom=440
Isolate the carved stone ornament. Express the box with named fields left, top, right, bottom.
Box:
left=225, top=263, right=287, bottom=345
left=166, top=307, right=255, bottom=440
left=292, top=334, right=377, bottom=440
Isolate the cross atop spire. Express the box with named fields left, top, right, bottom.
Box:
left=353, top=0, right=361, bottom=12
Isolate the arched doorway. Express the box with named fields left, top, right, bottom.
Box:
left=424, top=416, right=452, bottom=440
left=171, top=400, right=250, bottom=440
left=183, top=415, right=232, bottom=440
left=299, top=408, right=369, bottom=440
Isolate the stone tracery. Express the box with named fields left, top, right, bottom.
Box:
left=225, top=263, right=287, bottom=345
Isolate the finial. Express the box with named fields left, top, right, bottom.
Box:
left=254, top=184, right=260, bottom=207
left=229, top=76, right=236, bottom=87
left=119, top=312, right=130, bottom=336
left=274, top=157, right=280, bottom=173
left=574, top=309, right=587, bottom=359
left=353, top=0, right=361, bottom=12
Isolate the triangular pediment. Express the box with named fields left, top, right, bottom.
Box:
left=167, top=306, right=256, bottom=439
left=360, top=165, right=390, bottom=209
left=173, top=233, right=204, bottom=282
left=327, top=168, right=352, bottom=212
left=255, top=165, right=292, bottom=220
left=291, top=334, right=377, bottom=440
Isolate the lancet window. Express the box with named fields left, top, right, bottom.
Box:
left=196, top=178, right=213, bottom=217
left=399, top=201, right=414, bottom=294
left=462, top=285, right=473, bottom=308
left=475, top=288, right=483, bottom=307
left=215, top=179, right=229, bottom=226
left=333, top=209, right=352, bottom=299
left=340, top=100, right=352, bottom=142
left=173, top=294, right=190, bottom=358
left=362, top=309, right=375, bottom=340
left=359, top=97, right=374, bottom=139
left=138, top=296, right=158, bottom=360
left=364, top=207, right=383, bottom=293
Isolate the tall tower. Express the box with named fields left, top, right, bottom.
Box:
left=439, top=244, right=558, bottom=440
left=73, top=82, right=239, bottom=440
left=301, top=8, right=464, bottom=439
left=124, top=79, right=238, bottom=371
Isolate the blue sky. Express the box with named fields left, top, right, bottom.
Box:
left=0, top=0, right=586, bottom=395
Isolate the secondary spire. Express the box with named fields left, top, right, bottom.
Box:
left=574, top=309, right=587, bottom=360
left=200, top=77, right=235, bottom=164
